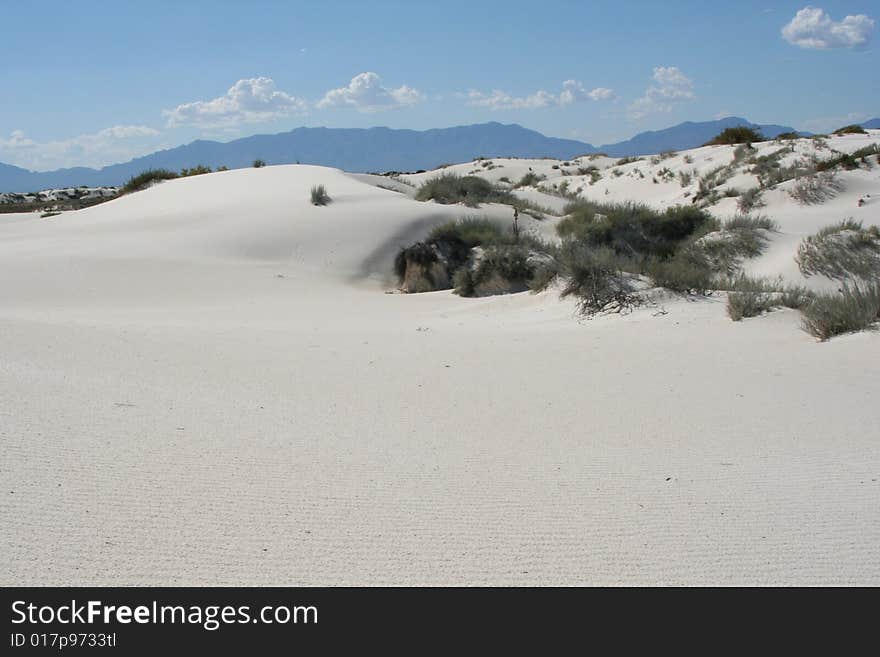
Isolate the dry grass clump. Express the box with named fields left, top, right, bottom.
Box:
left=800, top=283, right=880, bottom=340
left=795, top=220, right=880, bottom=281
left=310, top=184, right=331, bottom=206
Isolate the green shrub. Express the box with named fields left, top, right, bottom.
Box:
left=515, top=172, right=545, bottom=188
left=253, top=159, right=266, bottom=168
left=428, top=217, right=504, bottom=248
left=800, top=283, right=880, bottom=340
left=833, top=125, right=867, bottom=135
left=310, top=184, right=331, bottom=206
left=121, top=169, right=179, bottom=194
left=645, top=250, right=716, bottom=294
left=725, top=276, right=811, bottom=321
left=704, top=126, right=765, bottom=146
left=557, top=201, right=713, bottom=259
left=415, top=173, right=512, bottom=206
left=179, top=164, right=212, bottom=177
left=796, top=220, right=880, bottom=280
left=775, top=132, right=800, bottom=141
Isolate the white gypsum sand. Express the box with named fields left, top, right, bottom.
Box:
left=1, top=136, right=879, bottom=585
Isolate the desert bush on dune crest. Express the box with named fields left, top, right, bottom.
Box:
left=121, top=169, right=179, bottom=194
left=415, top=173, right=513, bottom=207
left=796, top=220, right=880, bottom=281
left=253, top=159, right=266, bottom=168
left=704, top=126, right=764, bottom=146
left=833, top=124, right=867, bottom=135
left=557, top=201, right=713, bottom=259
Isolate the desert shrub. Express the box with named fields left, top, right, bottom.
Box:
left=528, top=257, right=561, bottom=293
left=310, top=184, right=331, bottom=206
left=683, top=215, right=775, bottom=276
left=796, top=220, right=880, bottom=280
left=723, top=215, right=778, bottom=232
left=788, top=171, right=844, bottom=205
left=851, top=144, right=880, bottom=161
left=683, top=154, right=694, bottom=164
left=557, top=243, right=640, bottom=316
left=179, top=164, right=212, bottom=177
left=645, top=250, right=716, bottom=294
left=515, top=172, right=546, bottom=188
left=429, top=216, right=504, bottom=248
left=253, top=159, right=266, bottom=168
left=678, top=170, right=694, bottom=187
left=724, top=188, right=741, bottom=198
left=725, top=276, right=778, bottom=321
left=617, top=156, right=642, bottom=165
left=724, top=276, right=811, bottom=321
left=800, top=283, right=880, bottom=340
left=216, top=165, right=229, bottom=171
left=557, top=201, right=713, bottom=259
left=121, top=169, right=179, bottom=194
left=814, top=152, right=861, bottom=172
left=833, top=125, right=867, bottom=135
left=737, top=187, right=765, bottom=213
left=704, top=126, right=764, bottom=146
left=416, top=174, right=512, bottom=206
left=650, top=150, right=677, bottom=165
left=40, top=211, right=61, bottom=218
left=775, top=132, right=800, bottom=141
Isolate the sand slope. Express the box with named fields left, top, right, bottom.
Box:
left=2, top=153, right=879, bottom=585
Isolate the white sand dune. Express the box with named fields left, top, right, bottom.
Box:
left=2, top=139, right=879, bottom=585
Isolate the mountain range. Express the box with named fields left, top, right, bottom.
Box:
left=1, top=117, right=876, bottom=192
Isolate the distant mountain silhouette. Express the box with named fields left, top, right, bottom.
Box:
left=596, top=117, right=806, bottom=156
left=860, top=118, right=880, bottom=129
left=0, top=117, right=819, bottom=192
left=0, top=123, right=594, bottom=192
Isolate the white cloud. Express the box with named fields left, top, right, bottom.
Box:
left=0, top=125, right=161, bottom=171
left=627, top=66, right=695, bottom=119
left=782, top=6, right=874, bottom=49
left=317, top=72, right=423, bottom=112
left=163, top=77, right=307, bottom=128
left=466, top=80, right=615, bottom=110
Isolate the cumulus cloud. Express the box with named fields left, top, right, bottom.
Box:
left=627, top=66, right=695, bottom=119
left=466, top=80, right=615, bottom=110
left=317, top=72, right=423, bottom=112
left=163, top=77, right=307, bottom=128
left=0, top=126, right=161, bottom=171
left=782, top=6, right=874, bottom=49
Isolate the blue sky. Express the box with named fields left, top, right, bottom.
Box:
left=1, top=0, right=876, bottom=170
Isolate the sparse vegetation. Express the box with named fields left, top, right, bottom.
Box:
left=737, top=187, right=765, bottom=213
left=515, top=172, right=546, bottom=188
left=253, top=159, right=266, bottom=168
left=800, top=283, right=880, bottom=340
left=179, top=164, right=212, bottom=177
left=416, top=173, right=513, bottom=207
left=310, top=184, right=331, bottom=206
left=704, top=126, right=764, bottom=146
left=796, top=220, right=880, bottom=281
left=788, top=171, right=844, bottom=205
left=833, top=124, right=867, bottom=135
left=121, top=169, right=179, bottom=194
left=557, top=243, right=640, bottom=316
left=725, top=276, right=811, bottom=321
